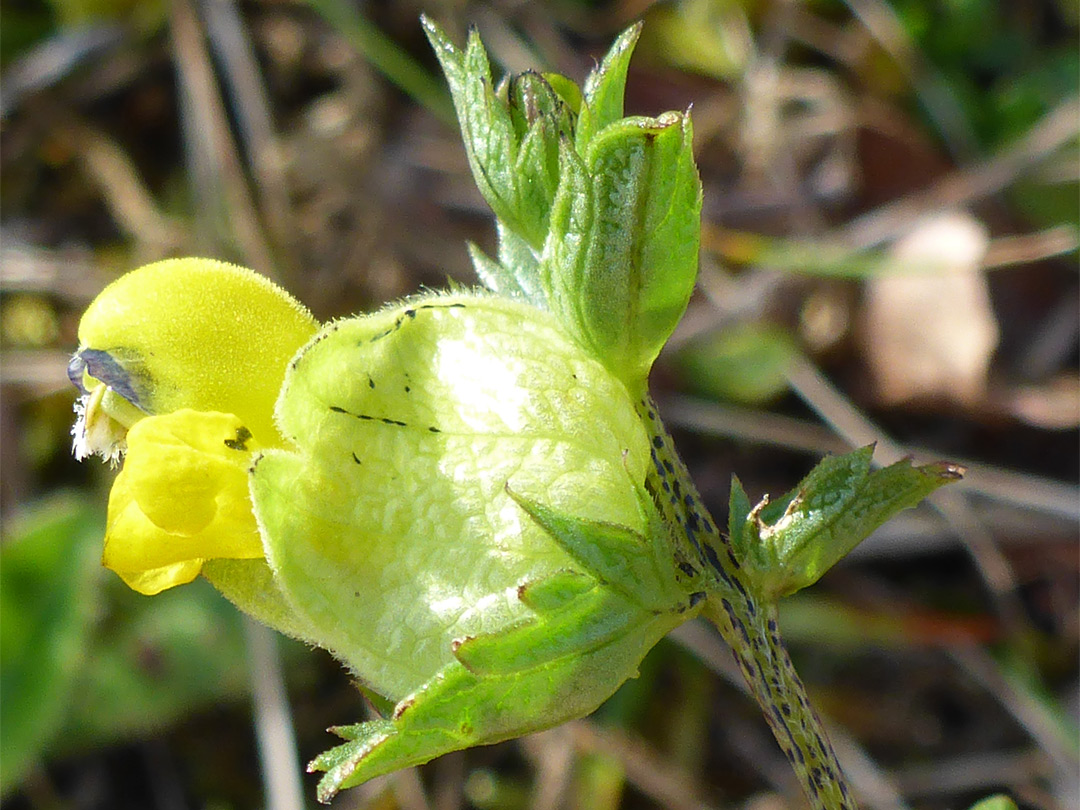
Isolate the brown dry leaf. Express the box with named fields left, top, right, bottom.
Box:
left=860, top=211, right=999, bottom=407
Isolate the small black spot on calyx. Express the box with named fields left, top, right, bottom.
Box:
left=330, top=404, right=407, bottom=428
left=224, top=426, right=253, bottom=451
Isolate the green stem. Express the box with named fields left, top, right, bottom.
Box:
left=637, top=396, right=854, bottom=809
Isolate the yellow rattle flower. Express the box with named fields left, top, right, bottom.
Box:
left=70, top=258, right=318, bottom=594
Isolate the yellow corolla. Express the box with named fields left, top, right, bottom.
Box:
left=70, top=258, right=318, bottom=594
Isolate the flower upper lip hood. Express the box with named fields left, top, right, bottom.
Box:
left=71, top=257, right=318, bottom=448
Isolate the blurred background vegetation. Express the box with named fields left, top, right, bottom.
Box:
left=1, top=1, right=1077, bottom=808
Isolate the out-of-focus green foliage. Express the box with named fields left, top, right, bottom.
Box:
left=892, top=0, right=1076, bottom=147
left=308, top=0, right=454, bottom=122
left=891, top=0, right=1079, bottom=233
left=638, top=0, right=754, bottom=79
left=678, top=323, right=796, bottom=405
left=57, top=578, right=253, bottom=747
left=966, top=795, right=1020, bottom=810
left=43, top=0, right=165, bottom=31
left=1011, top=173, right=1080, bottom=239
left=0, top=495, right=281, bottom=796
left=1, top=495, right=102, bottom=794
left=572, top=751, right=625, bottom=810
left=0, top=2, right=54, bottom=66
left=995, top=647, right=1080, bottom=761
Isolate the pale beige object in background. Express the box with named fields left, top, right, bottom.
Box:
left=861, top=211, right=999, bottom=406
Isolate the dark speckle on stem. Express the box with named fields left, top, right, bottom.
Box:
left=636, top=395, right=854, bottom=809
